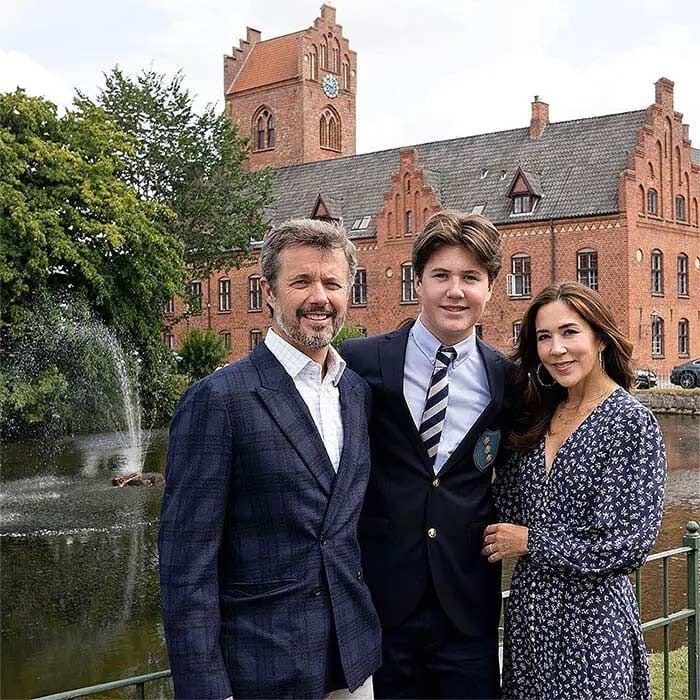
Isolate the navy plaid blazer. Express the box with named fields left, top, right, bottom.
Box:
left=158, top=343, right=381, bottom=699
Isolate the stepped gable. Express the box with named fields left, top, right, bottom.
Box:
left=267, top=109, right=648, bottom=234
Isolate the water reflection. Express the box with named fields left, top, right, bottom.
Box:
left=0, top=416, right=698, bottom=699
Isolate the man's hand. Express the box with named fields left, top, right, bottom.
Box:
left=481, top=523, right=529, bottom=563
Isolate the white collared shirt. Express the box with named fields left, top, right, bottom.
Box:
left=265, top=328, right=345, bottom=472
left=403, top=316, right=491, bottom=474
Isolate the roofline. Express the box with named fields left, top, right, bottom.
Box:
left=273, top=109, right=648, bottom=174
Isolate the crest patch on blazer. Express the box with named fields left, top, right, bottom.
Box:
left=473, top=429, right=501, bottom=472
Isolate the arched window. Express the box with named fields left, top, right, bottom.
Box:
left=309, top=47, right=318, bottom=80
left=319, top=114, right=327, bottom=147
left=342, top=60, right=350, bottom=90
left=651, top=249, right=663, bottom=294
left=676, top=195, right=686, bottom=221
left=319, top=108, right=340, bottom=150
left=320, top=41, right=328, bottom=69
left=648, top=161, right=654, bottom=179
left=651, top=316, right=664, bottom=356
left=256, top=116, right=265, bottom=151
left=332, top=40, right=340, bottom=73
left=253, top=107, right=275, bottom=151
left=577, top=248, right=598, bottom=291
left=267, top=115, right=275, bottom=148
left=677, top=253, right=689, bottom=296
left=693, top=198, right=699, bottom=226
left=678, top=319, right=690, bottom=356
left=647, top=188, right=658, bottom=215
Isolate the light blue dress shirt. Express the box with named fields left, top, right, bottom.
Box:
left=403, top=316, right=492, bottom=474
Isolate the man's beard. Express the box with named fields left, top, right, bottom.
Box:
left=273, top=301, right=344, bottom=350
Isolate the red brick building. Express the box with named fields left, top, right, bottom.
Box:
left=165, top=5, right=700, bottom=378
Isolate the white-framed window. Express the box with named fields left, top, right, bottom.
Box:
left=401, top=263, right=417, bottom=302
left=647, top=188, right=658, bottom=215
left=651, top=316, right=665, bottom=356
left=163, top=332, right=175, bottom=350
left=248, top=275, right=262, bottom=311
left=218, top=278, right=231, bottom=312
left=512, top=194, right=533, bottom=214
left=352, top=268, right=367, bottom=305
left=164, top=296, right=174, bottom=315
left=577, top=249, right=598, bottom=291
left=507, top=254, right=531, bottom=297
left=678, top=254, right=689, bottom=296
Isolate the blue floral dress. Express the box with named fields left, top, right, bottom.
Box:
left=494, top=388, right=666, bottom=700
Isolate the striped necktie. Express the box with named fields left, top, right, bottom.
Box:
left=419, top=345, right=457, bottom=469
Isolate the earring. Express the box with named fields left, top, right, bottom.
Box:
left=598, top=349, right=606, bottom=373
left=536, top=362, right=556, bottom=387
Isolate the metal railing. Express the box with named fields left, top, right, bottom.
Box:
left=35, top=522, right=700, bottom=700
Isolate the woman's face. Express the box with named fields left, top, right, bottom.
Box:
left=534, top=300, right=605, bottom=389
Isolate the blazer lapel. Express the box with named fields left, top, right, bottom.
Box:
left=323, top=372, right=365, bottom=526
left=251, top=344, right=335, bottom=496
left=438, top=339, right=505, bottom=476
left=378, top=326, right=431, bottom=469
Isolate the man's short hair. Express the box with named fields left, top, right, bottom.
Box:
left=412, top=210, right=503, bottom=283
left=260, top=218, right=358, bottom=291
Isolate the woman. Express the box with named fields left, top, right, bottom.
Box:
left=482, top=282, right=666, bottom=699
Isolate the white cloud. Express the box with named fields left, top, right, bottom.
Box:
left=0, top=50, right=73, bottom=106
left=1, top=0, right=698, bottom=153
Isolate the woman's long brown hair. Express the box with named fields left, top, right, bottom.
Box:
left=508, top=282, right=635, bottom=451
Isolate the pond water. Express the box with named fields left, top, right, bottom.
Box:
left=1, top=415, right=698, bottom=699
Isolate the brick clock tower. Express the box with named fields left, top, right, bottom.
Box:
left=223, top=4, right=356, bottom=170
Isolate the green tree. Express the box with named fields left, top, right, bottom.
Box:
left=332, top=324, right=368, bottom=351
left=0, top=90, right=185, bottom=435
left=178, top=329, right=227, bottom=381
left=80, top=67, right=274, bottom=278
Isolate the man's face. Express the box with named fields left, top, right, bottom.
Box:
left=261, top=245, right=350, bottom=360
left=415, top=244, right=493, bottom=345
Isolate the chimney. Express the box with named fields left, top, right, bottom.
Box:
left=654, top=77, right=674, bottom=111
left=530, top=95, right=549, bottom=139
left=321, top=4, right=336, bottom=25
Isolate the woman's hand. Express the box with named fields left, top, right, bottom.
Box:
left=481, top=523, right=529, bottom=563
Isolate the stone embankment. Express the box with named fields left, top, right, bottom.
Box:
left=633, top=390, right=700, bottom=415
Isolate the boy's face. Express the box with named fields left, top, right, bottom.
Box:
left=415, top=244, right=492, bottom=345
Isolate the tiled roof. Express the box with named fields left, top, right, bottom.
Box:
left=692, top=148, right=700, bottom=166
left=265, top=110, right=648, bottom=236
left=229, top=33, right=300, bottom=94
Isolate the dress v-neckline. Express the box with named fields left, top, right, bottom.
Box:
left=542, top=387, right=622, bottom=477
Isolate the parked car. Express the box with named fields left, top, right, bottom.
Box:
left=635, top=368, right=658, bottom=389
left=670, top=358, right=700, bottom=389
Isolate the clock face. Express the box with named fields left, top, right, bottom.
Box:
left=322, top=73, right=339, bottom=98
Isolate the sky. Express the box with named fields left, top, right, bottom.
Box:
left=2, top=0, right=699, bottom=154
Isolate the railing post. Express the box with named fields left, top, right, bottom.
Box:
left=685, top=520, right=700, bottom=700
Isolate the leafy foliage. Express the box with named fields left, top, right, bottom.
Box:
left=178, top=329, right=228, bottom=381
left=0, top=90, right=185, bottom=436
left=331, top=324, right=368, bottom=351
left=80, top=67, right=274, bottom=277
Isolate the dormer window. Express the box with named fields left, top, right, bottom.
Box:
left=507, top=167, right=542, bottom=216
left=513, top=195, right=533, bottom=214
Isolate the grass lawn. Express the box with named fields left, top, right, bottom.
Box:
left=649, top=646, right=689, bottom=699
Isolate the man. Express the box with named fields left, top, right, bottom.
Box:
left=342, top=210, right=513, bottom=699
left=159, top=219, right=381, bottom=699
